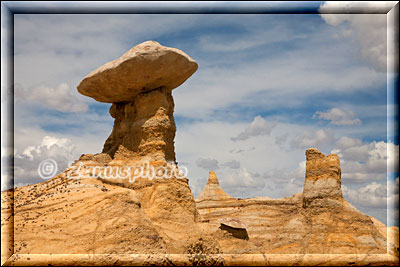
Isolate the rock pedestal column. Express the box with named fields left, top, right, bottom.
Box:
left=302, top=148, right=343, bottom=208
left=77, top=41, right=197, bottom=162
left=102, top=87, right=176, bottom=162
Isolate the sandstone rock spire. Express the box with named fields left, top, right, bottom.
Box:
left=302, top=148, right=343, bottom=208
left=77, top=41, right=198, bottom=161
left=207, top=171, right=220, bottom=185
left=197, top=171, right=234, bottom=202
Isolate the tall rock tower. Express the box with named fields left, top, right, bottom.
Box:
left=302, top=148, right=343, bottom=208
left=77, top=41, right=198, bottom=163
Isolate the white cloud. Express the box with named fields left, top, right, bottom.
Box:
left=275, top=133, right=288, bottom=145
left=290, top=129, right=336, bottom=150
left=335, top=136, right=363, bottom=149
left=12, top=135, right=79, bottom=188
left=280, top=178, right=304, bottom=197
left=195, top=157, right=219, bottom=170
left=221, top=160, right=240, bottom=169
left=220, top=168, right=265, bottom=193
left=263, top=160, right=306, bottom=197
left=342, top=177, right=399, bottom=209
left=175, top=54, right=385, bottom=120
left=13, top=14, right=201, bottom=89
left=15, top=83, right=88, bottom=112
left=313, top=108, right=361, bottom=126
left=332, top=138, right=399, bottom=184
left=318, top=1, right=396, bottom=15
left=231, top=116, right=276, bottom=142
left=174, top=119, right=300, bottom=198
left=197, top=19, right=295, bottom=53
left=12, top=13, right=387, bottom=124
left=20, top=136, right=75, bottom=159
left=319, top=2, right=397, bottom=72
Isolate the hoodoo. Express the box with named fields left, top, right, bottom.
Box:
left=77, top=41, right=198, bottom=161
left=197, top=171, right=235, bottom=203
left=302, top=148, right=343, bottom=208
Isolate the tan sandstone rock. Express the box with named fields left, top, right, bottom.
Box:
left=2, top=37, right=399, bottom=265
left=2, top=148, right=399, bottom=265
left=102, top=87, right=177, bottom=160
left=197, top=171, right=235, bottom=203
left=302, top=148, right=343, bottom=208
left=194, top=152, right=398, bottom=257
left=77, top=41, right=198, bottom=103
left=77, top=41, right=197, bottom=161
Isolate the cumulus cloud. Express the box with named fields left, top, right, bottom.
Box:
left=342, top=177, right=399, bottom=209
left=332, top=138, right=399, bottom=184
left=195, top=157, right=219, bottom=170
left=274, top=133, right=288, bottom=145
left=313, top=108, right=361, bottom=126
left=280, top=178, right=304, bottom=197
left=319, top=1, right=397, bottom=72
left=290, top=129, right=336, bottom=150
left=12, top=136, right=78, bottom=188
left=342, top=177, right=399, bottom=226
left=221, top=160, right=240, bottom=169
left=15, top=83, right=88, bottom=112
left=231, top=116, right=276, bottom=142
left=221, top=168, right=265, bottom=192
left=263, top=160, right=306, bottom=197
left=335, top=136, right=363, bottom=149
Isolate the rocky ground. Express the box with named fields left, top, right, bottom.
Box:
left=1, top=149, right=398, bottom=265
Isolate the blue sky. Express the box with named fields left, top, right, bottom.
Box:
left=1, top=1, right=398, bottom=226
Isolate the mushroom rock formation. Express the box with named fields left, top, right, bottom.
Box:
left=302, top=148, right=343, bottom=208
left=77, top=41, right=198, bottom=161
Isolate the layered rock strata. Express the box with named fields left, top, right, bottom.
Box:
left=102, top=87, right=177, bottom=161
left=1, top=162, right=208, bottom=257
left=195, top=149, right=398, bottom=256
left=197, top=171, right=235, bottom=204
left=302, top=148, right=343, bottom=208
left=2, top=148, right=399, bottom=265
left=1, top=40, right=399, bottom=265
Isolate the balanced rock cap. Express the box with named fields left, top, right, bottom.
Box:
left=77, top=41, right=198, bottom=103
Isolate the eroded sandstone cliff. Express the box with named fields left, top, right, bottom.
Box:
left=2, top=147, right=398, bottom=265
left=1, top=41, right=398, bottom=266
left=195, top=148, right=397, bottom=256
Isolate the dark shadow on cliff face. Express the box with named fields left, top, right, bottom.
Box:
left=219, top=223, right=249, bottom=240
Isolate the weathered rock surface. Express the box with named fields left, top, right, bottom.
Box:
left=1, top=175, right=167, bottom=255
left=1, top=159, right=216, bottom=259
left=302, top=148, right=343, bottom=208
left=77, top=41, right=197, bottom=161
left=197, top=171, right=235, bottom=203
left=77, top=41, right=198, bottom=103
left=102, top=87, right=177, bottom=160
left=2, top=39, right=398, bottom=265
left=2, top=148, right=399, bottom=266
left=195, top=149, right=399, bottom=257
